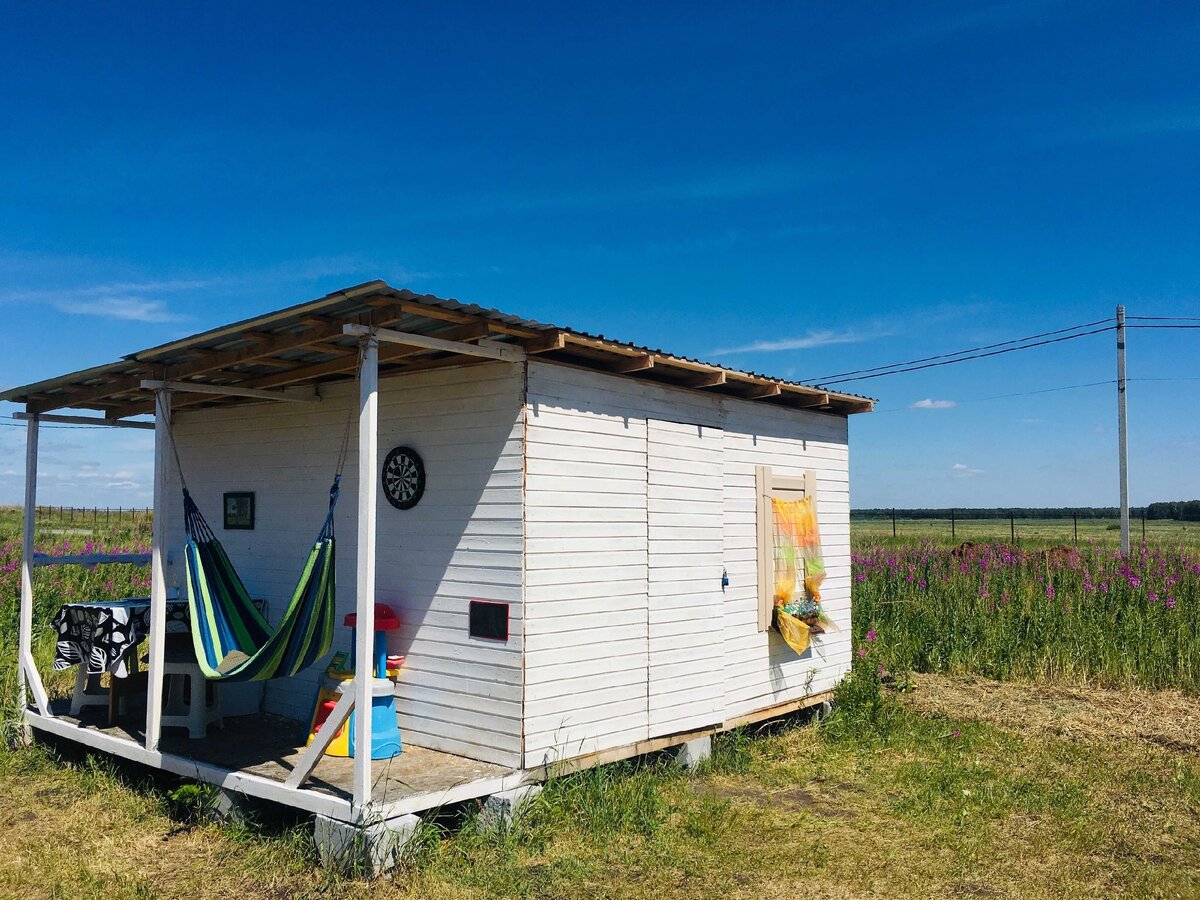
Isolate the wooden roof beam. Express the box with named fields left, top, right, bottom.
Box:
left=367, top=296, right=543, bottom=339
left=781, top=389, right=830, bottom=408
left=77, top=314, right=412, bottom=416
left=562, top=334, right=647, bottom=358
left=743, top=382, right=783, bottom=400
left=368, top=296, right=473, bottom=324
left=139, top=380, right=320, bottom=403
left=611, top=354, right=654, bottom=374
left=688, top=370, right=726, bottom=388
left=224, top=321, right=493, bottom=392
left=345, top=324, right=526, bottom=363
left=306, top=341, right=357, bottom=357
left=299, top=315, right=338, bottom=329
left=527, top=331, right=566, bottom=354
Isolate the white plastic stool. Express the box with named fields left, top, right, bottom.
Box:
left=160, top=654, right=223, bottom=739
left=69, top=665, right=110, bottom=716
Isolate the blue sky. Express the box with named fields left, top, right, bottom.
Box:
left=1, top=2, right=1197, bottom=508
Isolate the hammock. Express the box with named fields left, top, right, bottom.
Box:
left=182, top=478, right=340, bottom=681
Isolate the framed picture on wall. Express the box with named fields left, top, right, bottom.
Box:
left=223, top=492, right=255, bottom=530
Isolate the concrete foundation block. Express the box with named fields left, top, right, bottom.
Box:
left=670, top=735, right=712, bottom=770
left=479, top=784, right=542, bottom=828
left=314, top=812, right=421, bottom=875
left=213, top=788, right=260, bottom=826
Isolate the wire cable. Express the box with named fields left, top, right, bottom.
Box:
left=816, top=325, right=1115, bottom=386
left=804, top=317, right=1113, bottom=383
left=1126, top=315, right=1200, bottom=322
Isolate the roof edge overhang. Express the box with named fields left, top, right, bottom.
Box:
left=0, top=282, right=875, bottom=418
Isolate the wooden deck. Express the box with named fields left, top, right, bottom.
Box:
left=39, top=700, right=512, bottom=815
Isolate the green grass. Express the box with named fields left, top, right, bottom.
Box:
left=5, top=509, right=1200, bottom=895
left=4, top=670, right=1200, bottom=898
left=852, top=515, right=1200, bottom=548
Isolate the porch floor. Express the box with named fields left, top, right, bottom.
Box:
left=43, top=700, right=511, bottom=809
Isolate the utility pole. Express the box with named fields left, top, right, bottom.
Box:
left=1116, top=305, right=1130, bottom=555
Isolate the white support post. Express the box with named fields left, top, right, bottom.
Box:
left=353, top=336, right=379, bottom=813
left=145, top=390, right=172, bottom=750
left=285, top=689, right=355, bottom=789
left=18, top=413, right=43, bottom=730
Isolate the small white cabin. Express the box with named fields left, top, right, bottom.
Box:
left=5, top=281, right=872, bottom=839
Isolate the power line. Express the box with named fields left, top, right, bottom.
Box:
left=1127, top=315, right=1200, bottom=322
left=804, top=317, right=1113, bottom=383
left=1126, top=324, right=1200, bottom=329
left=816, top=325, right=1115, bottom=386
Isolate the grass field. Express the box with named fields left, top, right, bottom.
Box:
left=852, top=515, right=1200, bottom=548
left=4, top=670, right=1200, bottom=898
left=3, top=509, right=1200, bottom=896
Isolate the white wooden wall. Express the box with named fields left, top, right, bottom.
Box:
left=169, top=362, right=525, bottom=768
left=523, top=362, right=852, bottom=769
left=646, top=419, right=725, bottom=735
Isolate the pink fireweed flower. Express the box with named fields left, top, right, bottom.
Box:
left=866, top=628, right=878, bottom=643
left=856, top=646, right=868, bottom=659
left=1166, top=597, right=1177, bottom=610
left=1149, top=592, right=1160, bottom=604
left=1045, top=584, right=1055, bottom=600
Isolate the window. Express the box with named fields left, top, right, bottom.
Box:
left=755, top=465, right=816, bottom=631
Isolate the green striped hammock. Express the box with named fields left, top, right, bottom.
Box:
left=182, top=478, right=339, bottom=681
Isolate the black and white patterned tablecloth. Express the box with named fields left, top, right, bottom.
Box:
left=51, top=598, right=190, bottom=678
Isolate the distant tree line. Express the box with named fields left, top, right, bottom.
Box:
left=1144, top=500, right=1200, bottom=521
left=851, top=504, right=1200, bottom=521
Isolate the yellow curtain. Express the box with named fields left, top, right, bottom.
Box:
left=770, top=495, right=826, bottom=656
left=770, top=495, right=825, bottom=604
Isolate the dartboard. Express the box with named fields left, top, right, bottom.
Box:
left=382, top=446, right=426, bottom=510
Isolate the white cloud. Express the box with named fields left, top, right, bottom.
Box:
left=1, top=277, right=203, bottom=324
left=713, top=328, right=885, bottom=355
left=952, top=463, right=985, bottom=478
left=106, top=481, right=140, bottom=490
left=53, top=296, right=188, bottom=323
left=910, top=398, right=957, bottom=410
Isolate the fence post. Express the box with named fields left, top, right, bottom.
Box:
left=892, top=507, right=896, bottom=538
left=1073, top=512, right=1078, bottom=546
left=1010, top=514, right=1016, bottom=545
left=951, top=508, right=956, bottom=540
left=1142, top=513, right=1146, bottom=543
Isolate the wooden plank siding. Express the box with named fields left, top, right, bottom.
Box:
left=168, top=362, right=526, bottom=768
left=646, top=419, right=725, bottom=735
left=522, top=362, right=852, bottom=768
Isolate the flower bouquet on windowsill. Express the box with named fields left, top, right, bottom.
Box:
left=780, top=596, right=825, bottom=633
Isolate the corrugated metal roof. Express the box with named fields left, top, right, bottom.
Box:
left=0, top=280, right=874, bottom=415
